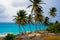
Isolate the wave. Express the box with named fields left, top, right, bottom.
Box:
left=0, top=32, right=14, bottom=37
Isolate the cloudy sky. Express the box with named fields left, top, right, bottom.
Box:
left=0, top=0, right=60, bottom=23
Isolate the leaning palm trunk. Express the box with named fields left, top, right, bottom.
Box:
left=23, top=26, right=26, bottom=33
left=18, top=25, right=23, bottom=33
left=35, top=15, right=39, bottom=32
left=39, top=23, right=41, bottom=31
left=35, top=21, right=38, bottom=32
left=29, top=24, right=32, bottom=32
left=18, top=25, right=20, bottom=33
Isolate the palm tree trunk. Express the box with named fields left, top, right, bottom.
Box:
left=18, top=25, right=23, bottom=34
left=36, top=23, right=39, bottom=31
left=18, top=25, right=20, bottom=33
left=23, top=26, right=26, bottom=32
left=35, top=21, right=37, bottom=32
left=39, top=23, right=41, bottom=31
left=29, top=24, right=32, bottom=32
left=35, top=22, right=39, bottom=40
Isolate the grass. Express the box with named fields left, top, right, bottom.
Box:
left=44, top=36, right=60, bottom=40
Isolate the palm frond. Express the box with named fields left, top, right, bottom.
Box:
left=13, top=18, right=16, bottom=21
left=31, top=8, right=33, bottom=14
left=34, top=0, right=43, bottom=4
left=27, top=5, right=32, bottom=8
left=29, top=0, right=34, bottom=3
left=39, top=3, right=46, bottom=4
left=50, top=7, right=57, bottom=17
left=38, top=6, right=42, bottom=8
left=31, top=21, right=34, bottom=25
left=13, top=16, right=17, bottom=17
left=44, top=17, right=49, bottom=25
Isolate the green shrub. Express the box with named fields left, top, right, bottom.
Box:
left=4, top=34, right=15, bottom=40
left=47, top=23, right=60, bottom=33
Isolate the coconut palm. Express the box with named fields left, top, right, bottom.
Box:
left=34, top=14, right=43, bottom=31
left=44, top=17, right=49, bottom=25
left=27, top=0, right=45, bottom=14
left=55, top=21, right=59, bottom=24
left=27, top=14, right=32, bottom=24
left=14, top=10, right=27, bottom=33
left=27, top=0, right=45, bottom=32
left=50, top=7, right=57, bottom=17
left=49, top=7, right=57, bottom=26
left=27, top=14, right=33, bottom=32
left=35, top=14, right=43, bottom=23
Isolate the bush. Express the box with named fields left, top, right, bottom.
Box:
left=4, top=34, right=15, bottom=40
left=47, top=23, right=60, bottom=33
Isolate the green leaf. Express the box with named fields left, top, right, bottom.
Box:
left=27, top=5, right=32, bottom=8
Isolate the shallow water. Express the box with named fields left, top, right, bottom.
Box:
left=0, top=23, right=48, bottom=35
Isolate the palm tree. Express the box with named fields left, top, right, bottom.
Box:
left=44, top=17, right=49, bottom=25
left=50, top=7, right=57, bottom=17
left=27, top=14, right=33, bottom=32
left=35, top=14, right=43, bottom=23
left=34, top=14, right=43, bottom=31
left=14, top=10, right=27, bottom=33
left=55, top=21, right=59, bottom=24
left=27, top=0, right=45, bottom=32
left=49, top=7, right=57, bottom=26
left=27, top=0, right=45, bottom=14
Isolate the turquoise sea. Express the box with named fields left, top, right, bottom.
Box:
left=0, top=23, right=48, bottom=35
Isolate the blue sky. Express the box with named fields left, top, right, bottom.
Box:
left=0, top=0, right=60, bottom=22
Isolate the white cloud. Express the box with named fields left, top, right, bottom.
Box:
left=0, top=5, right=6, bottom=13
left=0, top=0, right=25, bottom=22
left=0, top=0, right=60, bottom=22
left=12, top=0, right=31, bottom=7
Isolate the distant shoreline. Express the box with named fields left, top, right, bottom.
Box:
left=0, top=22, right=15, bottom=24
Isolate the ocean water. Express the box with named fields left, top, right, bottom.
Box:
left=0, top=23, right=48, bottom=35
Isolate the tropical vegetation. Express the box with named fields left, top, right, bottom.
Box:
left=14, top=10, right=27, bottom=33
left=47, top=21, right=60, bottom=33
left=13, top=0, right=60, bottom=34
left=4, top=34, right=15, bottom=40
left=0, top=0, right=60, bottom=40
